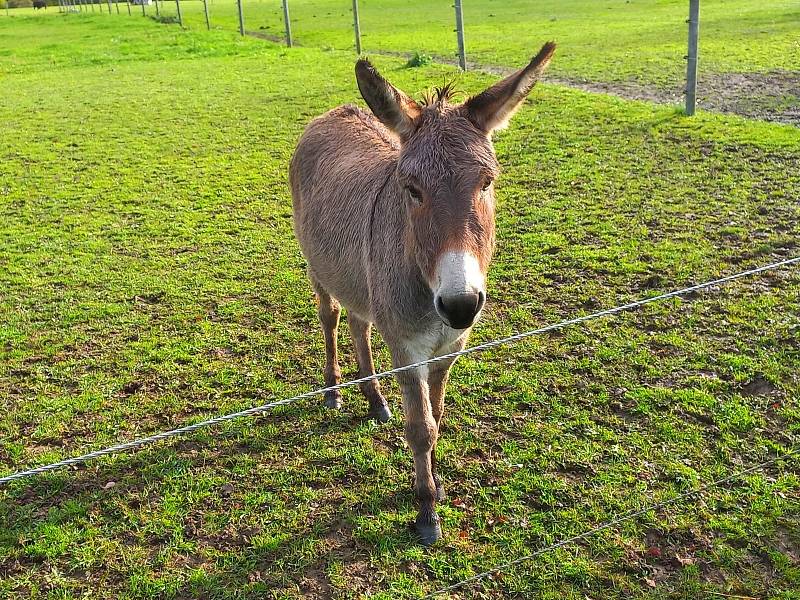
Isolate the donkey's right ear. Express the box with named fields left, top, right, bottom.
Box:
left=356, top=59, right=421, bottom=140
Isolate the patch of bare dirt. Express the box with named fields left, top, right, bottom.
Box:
left=349, top=45, right=800, bottom=127
left=550, top=70, right=800, bottom=126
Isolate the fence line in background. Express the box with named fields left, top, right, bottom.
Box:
left=685, top=0, right=700, bottom=115
left=421, top=445, right=798, bottom=598
left=454, top=0, right=466, bottom=70
left=352, top=0, right=361, bottom=55
left=15, top=0, right=702, bottom=109
left=235, top=0, right=243, bottom=35
left=281, top=0, right=292, bottom=47
left=1, top=254, right=798, bottom=486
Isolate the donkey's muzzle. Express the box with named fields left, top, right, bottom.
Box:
left=435, top=291, right=485, bottom=329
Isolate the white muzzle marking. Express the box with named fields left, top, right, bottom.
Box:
left=434, top=251, right=485, bottom=298
left=433, top=251, right=486, bottom=328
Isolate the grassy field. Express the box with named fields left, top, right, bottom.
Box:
left=2, top=12, right=800, bottom=600
left=5, top=0, right=800, bottom=88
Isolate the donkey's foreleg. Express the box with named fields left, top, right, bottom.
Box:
left=396, top=366, right=440, bottom=545
left=315, top=287, right=342, bottom=409
left=428, top=362, right=453, bottom=502
left=427, top=335, right=468, bottom=502
left=347, top=315, right=392, bottom=423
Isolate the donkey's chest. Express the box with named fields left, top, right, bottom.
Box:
left=401, top=321, right=469, bottom=364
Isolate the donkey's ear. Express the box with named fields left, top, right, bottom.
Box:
left=463, top=42, right=556, bottom=134
left=355, top=59, right=422, bottom=140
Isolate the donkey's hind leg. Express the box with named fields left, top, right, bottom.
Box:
left=313, top=282, right=343, bottom=410
left=348, top=315, right=392, bottom=423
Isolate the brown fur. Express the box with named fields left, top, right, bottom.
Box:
left=290, top=43, right=555, bottom=544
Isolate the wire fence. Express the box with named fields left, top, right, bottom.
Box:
left=2, top=254, right=799, bottom=486
left=5, top=0, right=798, bottom=123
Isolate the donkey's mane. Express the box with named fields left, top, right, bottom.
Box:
left=421, top=81, right=458, bottom=107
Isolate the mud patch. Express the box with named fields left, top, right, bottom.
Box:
left=359, top=45, right=800, bottom=127
left=550, top=70, right=799, bottom=126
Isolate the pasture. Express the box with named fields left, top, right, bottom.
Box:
left=1, top=9, right=800, bottom=600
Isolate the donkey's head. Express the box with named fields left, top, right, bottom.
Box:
left=356, top=43, right=555, bottom=330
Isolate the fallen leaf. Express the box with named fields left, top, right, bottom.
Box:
left=103, top=481, right=116, bottom=490
left=645, top=546, right=662, bottom=559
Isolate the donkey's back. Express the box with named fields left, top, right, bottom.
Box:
left=290, top=105, right=397, bottom=319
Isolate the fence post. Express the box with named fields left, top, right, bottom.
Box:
left=106, top=0, right=112, bottom=14
left=685, top=0, right=700, bottom=116
left=454, top=0, right=466, bottom=70
left=126, top=0, right=130, bottom=15
left=202, top=0, right=209, bottom=29
left=352, top=0, right=361, bottom=54
left=281, top=0, right=292, bottom=46
left=236, top=0, right=244, bottom=35
left=115, top=0, right=119, bottom=13
left=175, top=0, right=182, bottom=26
left=153, top=0, right=158, bottom=16
left=141, top=0, right=145, bottom=17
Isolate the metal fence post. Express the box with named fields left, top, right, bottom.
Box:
left=115, top=0, right=119, bottom=13
left=282, top=0, right=292, bottom=46
left=153, top=0, right=158, bottom=16
left=236, top=0, right=244, bottom=35
left=126, top=0, right=130, bottom=15
left=141, top=0, right=145, bottom=17
left=352, top=0, right=361, bottom=54
left=202, top=0, right=209, bottom=29
left=107, top=0, right=112, bottom=14
left=454, top=0, right=466, bottom=70
left=175, top=0, right=182, bottom=26
left=685, top=0, right=700, bottom=115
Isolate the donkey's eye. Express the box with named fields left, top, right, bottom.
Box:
left=406, top=186, right=423, bottom=204
left=481, top=178, right=494, bottom=192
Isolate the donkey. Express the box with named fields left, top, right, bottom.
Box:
left=290, top=42, right=555, bottom=545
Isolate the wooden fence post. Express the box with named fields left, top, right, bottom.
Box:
left=454, top=0, right=466, bottom=70
left=352, top=0, right=361, bottom=54
left=685, top=0, right=700, bottom=116
left=236, top=0, right=244, bottom=35
left=282, top=0, right=292, bottom=46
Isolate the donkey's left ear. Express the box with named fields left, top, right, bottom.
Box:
left=462, top=42, right=556, bottom=134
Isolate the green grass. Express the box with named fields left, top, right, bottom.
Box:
left=184, top=0, right=798, bottom=88
left=7, top=0, right=798, bottom=87
left=1, top=13, right=800, bottom=600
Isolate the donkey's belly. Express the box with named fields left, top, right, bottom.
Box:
left=306, top=249, right=373, bottom=320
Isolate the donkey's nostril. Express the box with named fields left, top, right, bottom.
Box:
left=436, top=292, right=482, bottom=329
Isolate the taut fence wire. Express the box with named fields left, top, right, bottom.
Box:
left=1, top=254, right=798, bottom=486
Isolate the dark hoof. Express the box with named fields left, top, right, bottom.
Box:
left=323, top=391, right=342, bottom=410
left=415, top=513, right=442, bottom=546
left=433, top=474, right=446, bottom=501
left=369, top=402, right=392, bottom=423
